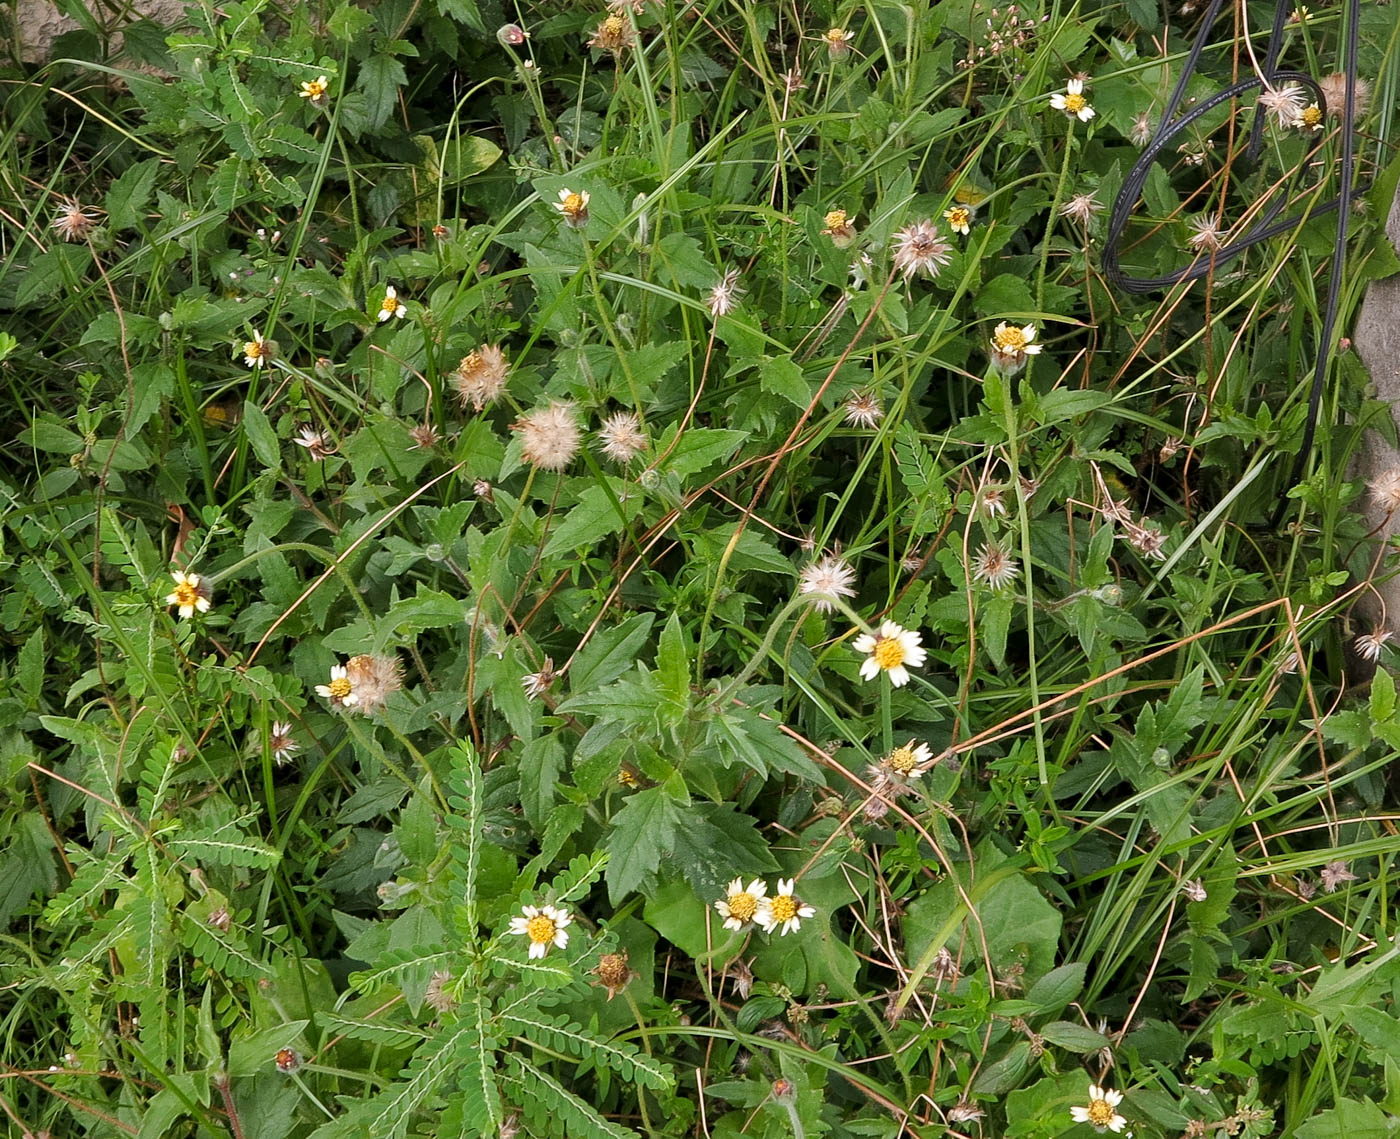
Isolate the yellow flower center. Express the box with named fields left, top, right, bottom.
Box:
left=1064, top=92, right=1088, bottom=114
left=1086, top=1099, right=1115, bottom=1127
left=303, top=79, right=326, bottom=97
left=824, top=210, right=848, bottom=230
left=171, top=582, right=199, bottom=608
left=727, top=892, right=758, bottom=921
left=561, top=192, right=585, bottom=216
left=948, top=207, right=971, bottom=228
left=328, top=676, right=352, bottom=699
left=1301, top=104, right=1322, bottom=127
left=525, top=914, right=557, bottom=944
left=872, top=636, right=907, bottom=671
left=825, top=27, right=848, bottom=43
left=887, top=746, right=917, bottom=774
left=245, top=339, right=267, bottom=359
left=618, top=768, right=639, bottom=787
left=603, top=15, right=624, bottom=35
left=769, top=895, right=798, bottom=923
left=380, top=293, right=399, bottom=315
left=995, top=326, right=1029, bottom=352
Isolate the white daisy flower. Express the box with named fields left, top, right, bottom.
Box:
left=714, top=878, right=768, bottom=931
left=377, top=284, right=406, bottom=322
left=853, top=620, right=927, bottom=687
left=508, top=903, right=572, bottom=958
left=315, top=664, right=358, bottom=708
left=165, top=571, right=212, bottom=619
left=1050, top=78, right=1096, bottom=122
left=1070, top=1084, right=1126, bottom=1133
left=757, top=878, right=815, bottom=936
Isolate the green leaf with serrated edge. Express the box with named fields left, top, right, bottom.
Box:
left=569, top=613, right=655, bottom=694
left=605, top=788, right=682, bottom=903
left=241, top=400, right=281, bottom=469
left=1026, top=962, right=1086, bottom=1012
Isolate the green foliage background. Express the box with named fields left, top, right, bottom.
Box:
left=1, top=0, right=1400, bottom=1135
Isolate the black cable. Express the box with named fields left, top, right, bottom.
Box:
left=1100, top=0, right=1365, bottom=527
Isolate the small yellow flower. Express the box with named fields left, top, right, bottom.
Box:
left=715, top=878, right=768, bottom=931
left=821, top=208, right=857, bottom=247
left=165, top=571, right=211, bottom=619
left=757, top=878, right=816, bottom=935
left=242, top=330, right=275, bottom=368
left=1297, top=103, right=1324, bottom=130
left=377, top=285, right=406, bottom=322
left=299, top=75, right=329, bottom=103
left=823, top=27, right=854, bottom=57
left=508, top=904, right=571, bottom=958
left=1070, top=1084, right=1126, bottom=1133
left=315, top=664, right=358, bottom=708
left=554, top=188, right=590, bottom=228
left=989, top=321, right=1043, bottom=372
left=1050, top=78, right=1096, bottom=123
left=853, top=620, right=926, bottom=687
left=943, top=204, right=974, bottom=236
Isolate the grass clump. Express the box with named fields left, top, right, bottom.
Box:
left=1, top=0, right=1399, bottom=1136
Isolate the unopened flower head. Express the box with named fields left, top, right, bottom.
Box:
left=299, top=75, right=329, bottom=104
left=451, top=344, right=511, bottom=411
left=798, top=554, right=857, bottom=612
left=242, top=331, right=276, bottom=369
left=377, top=284, right=406, bottom=322
left=274, top=1048, right=301, bottom=1073
left=1354, top=629, right=1392, bottom=662
left=267, top=722, right=298, bottom=766
left=508, top=904, right=571, bottom=958
left=515, top=402, right=582, bottom=471
left=1181, top=878, right=1208, bottom=902
left=345, top=653, right=403, bottom=714
left=1050, top=78, right=1096, bottom=122
left=843, top=390, right=884, bottom=429
left=757, top=878, right=816, bottom=935
left=715, top=878, right=767, bottom=931
left=497, top=23, right=529, bottom=45
left=989, top=322, right=1043, bottom=372
left=1060, top=192, right=1103, bottom=226
left=1187, top=214, right=1224, bottom=253
left=1258, top=83, right=1307, bottom=129
left=1318, top=73, right=1370, bottom=119
left=315, top=663, right=358, bottom=708
left=598, top=411, right=648, bottom=464
left=821, top=209, right=858, bottom=247
left=853, top=620, right=927, bottom=687
left=972, top=542, right=1020, bottom=589
left=588, top=14, right=635, bottom=53
left=1070, top=1084, right=1126, bottom=1133
left=707, top=268, right=744, bottom=318
left=51, top=198, right=102, bottom=242
left=822, top=26, right=854, bottom=57
left=294, top=426, right=334, bottom=461
left=165, top=570, right=212, bottom=619
left=554, top=188, right=590, bottom=228
left=892, top=220, right=953, bottom=280
left=943, top=204, right=974, bottom=236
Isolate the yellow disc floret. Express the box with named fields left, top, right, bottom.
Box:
left=872, top=636, right=907, bottom=671
left=526, top=913, right=557, bottom=945
left=769, top=895, right=798, bottom=923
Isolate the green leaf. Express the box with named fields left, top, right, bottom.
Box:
left=1372, top=667, right=1396, bottom=724
left=658, top=427, right=747, bottom=481
left=655, top=613, right=691, bottom=709
left=413, top=133, right=501, bottom=184
left=760, top=355, right=809, bottom=407
left=358, top=54, right=408, bottom=130
left=520, top=735, right=564, bottom=829
left=1293, top=1099, right=1394, bottom=1139
left=569, top=613, right=655, bottom=694
left=0, top=814, right=59, bottom=929
left=241, top=400, right=281, bottom=469
left=543, top=482, right=641, bottom=559
left=605, top=787, right=685, bottom=903
left=1026, top=962, right=1086, bottom=1012
left=1039, top=1020, right=1110, bottom=1053
left=105, top=158, right=160, bottom=230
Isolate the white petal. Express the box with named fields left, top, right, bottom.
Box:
left=1070, top=1107, right=1091, bottom=1123
left=1067, top=79, right=1083, bottom=94
left=887, top=665, right=910, bottom=687
left=529, top=941, right=546, bottom=958
left=1108, top=1117, right=1126, bottom=1133
left=859, top=657, right=880, bottom=680
left=1103, top=1089, right=1123, bottom=1107
left=852, top=633, right=876, bottom=653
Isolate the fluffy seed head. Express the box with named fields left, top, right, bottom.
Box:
left=1369, top=468, right=1400, bottom=514
left=345, top=653, right=403, bottom=714
left=515, top=402, right=582, bottom=471
left=798, top=554, right=857, bottom=612
left=1187, top=214, right=1224, bottom=253
left=1317, top=72, right=1371, bottom=119
left=1258, top=84, right=1307, bottom=128
left=972, top=543, right=1020, bottom=589
left=51, top=198, right=102, bottom=242
left=843, top=390, right=884, bottom=429
left=598, top=411, right=648, bottom=464
left=1060, top=192, right=1103, bottom=226
left=1354, top=629, right=1392, bottom=662
left=451, top=344, right=511, bottom=411
left=707, top=268, right=744, bottom=317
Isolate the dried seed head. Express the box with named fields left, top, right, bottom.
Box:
left=1368, top=468, right=1400, bottom=514
left=424, top=970, right=458, bottom=1013
left=408, top=423, right=441, bottom=451
left=592, top=952, right=638, bottom=1000
left=598, top=411, right=648, bottom=464
left=1317, top=72, right=1371, bottom=119
left=51, top=198, right=103, bottom=242
left=891, top=219, right=953, bottom=280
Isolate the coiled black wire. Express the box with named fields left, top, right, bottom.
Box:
left=1101, top=0, right=1364, bottom=527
